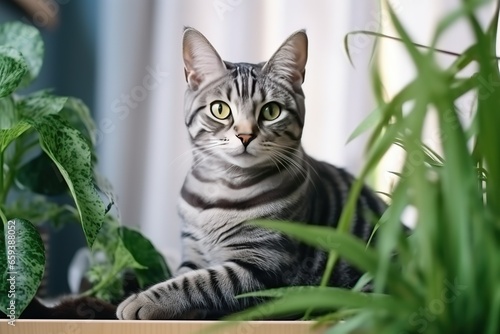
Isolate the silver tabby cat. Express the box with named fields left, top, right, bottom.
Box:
left=117, top=27, right=386, bottom=320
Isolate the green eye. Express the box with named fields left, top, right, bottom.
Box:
left=210, top=101, right=231, bottom=120
left=261, top=102, right=281, bottom=121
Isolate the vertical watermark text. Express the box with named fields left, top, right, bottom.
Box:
left=6, top=220, right=18, bottom=326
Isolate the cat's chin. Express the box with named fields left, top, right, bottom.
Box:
left=224, top=152, right=271, bottom=169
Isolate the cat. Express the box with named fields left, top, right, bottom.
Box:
left=116, top=27, right=387, bottom=320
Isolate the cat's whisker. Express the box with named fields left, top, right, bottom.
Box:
left=265, top=142, right=321, bottom=180
left=273, top=150, right=309, bottom=183
left=266, top=150, right=298, bottom=180
left=168, top=142, right=224, bottom=168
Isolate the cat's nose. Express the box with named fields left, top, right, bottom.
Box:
left=236, top=133, right=256, bottom=147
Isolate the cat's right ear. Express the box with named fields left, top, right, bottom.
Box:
left=182, top=27, right=226, bottom=91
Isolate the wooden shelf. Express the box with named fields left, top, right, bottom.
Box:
left=1, top=320, right=327, bottom=334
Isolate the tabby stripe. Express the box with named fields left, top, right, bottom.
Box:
left=143, top=293, right=155, bottom=303
left=181, top=172, right=305, bottom=210
left=336, top=168, right=354, bottom=188
left=322, top=166, right=341, bottom=224
left=207, top=269, right=224, bottom=300
left=289, top=105, right=304, bottom=129
left=186, top=105, right=205, bottom=127
left=250, top=73, right=257, bottom=97
left=194, top=276, right=215, bottom=309
left=241, top=70, right=249, bottom=99
left=226, top=240, right=274, bottom=250
left=171, top=281, right=179, bottom=290
left=191, top=166, right=281, bottom=190
left=268, top=78, right=295, bottom=97
left=192, top=247, right=205, bottom=257
left=259, top=86, right=267, bottom=102
left=311, top=171, right=332, bottom=224
left=182, top=277, right=193, bottom=305
left=181, top=231, right=200, bottom=241
left=234, top=76, right=241, bottom=97
left=230, top=259, right=280, bottom=289
left=352, top=196, right=369, bottom=239
left=225, top=85, right=232, bottom=100
left=328, top=167, right=348, bottom=227
left=215, top=223, right=244, bottom=244
left=188, top=73, right=231, bottom=101
left=224, top=266, right=241, bottom=296
left=284, top=130, right=300, bottom=141
left=179, top=261, right=199, bottom=271
left=151, top=289, right=162, bottom=300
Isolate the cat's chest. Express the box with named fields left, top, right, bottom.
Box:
left=178, top=198, right=280, bottom=231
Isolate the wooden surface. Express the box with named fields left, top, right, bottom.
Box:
left=1, top=320, right=328, bottom=334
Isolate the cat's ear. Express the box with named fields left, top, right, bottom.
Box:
left=182, top=27, right=227, bottom=91
left=262, top=30, right=308, bottom=89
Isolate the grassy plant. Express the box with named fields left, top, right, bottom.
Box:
left=225, top=1, right=500, bottom=333
left=0, top=21, right=170, bottom=319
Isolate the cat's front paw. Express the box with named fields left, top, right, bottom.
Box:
left=117, top=292, right=176, bottom=320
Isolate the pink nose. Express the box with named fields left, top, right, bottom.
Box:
left=236, top=133, right=256, bottom=147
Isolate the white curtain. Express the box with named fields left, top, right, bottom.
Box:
left=94, top=0, right=406, bottom=267
left=376, top=0, right=496, bottom=197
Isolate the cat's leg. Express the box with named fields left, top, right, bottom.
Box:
left=116, top=259, right=286, bottom=320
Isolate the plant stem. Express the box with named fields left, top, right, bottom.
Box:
left=80, top=268, right=120, bottom=297
left=0, top=150, right=4, bottom=202
left=0, top=207, right=7, bottom=225
left=0, top=140, right=25, bottom=204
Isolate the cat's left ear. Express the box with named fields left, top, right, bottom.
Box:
left=262, top=30, right=308, bottom=89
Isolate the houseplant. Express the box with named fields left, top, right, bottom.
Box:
left=220, top=0, right=500, bottom=333
left=0, top=21, right=170, bottom=321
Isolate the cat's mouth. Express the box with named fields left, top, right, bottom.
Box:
left=239, top=150, right=254, bottom=156
left=223, top=149, right=271, bottom=168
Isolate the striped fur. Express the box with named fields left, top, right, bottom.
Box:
left=117, top=27, right=386, bottom=320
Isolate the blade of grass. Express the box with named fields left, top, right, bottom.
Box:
left=228, top=287, right=406, bottom=321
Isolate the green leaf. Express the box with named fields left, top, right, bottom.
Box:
left=251, top=220, right=381, bottom=273
left=84, top=234, right=146, bottom=300
left=4, top=194, right=77, bottom=228
left=27, top=114, right=105, bottom=247
left=0, top=218, right=45, bottom=318
left=0, top=95, right=16, bottom=129
left=93, top=171, right=117, bottom=214
left=119, top=226, right=171, bottom=288
left=112, top=236, right=146, bottom=271
left=16, top=152, right=68, bottom=196
left=326, top=312, right=376, bottom=334
left=0, top=120, right=31, bottom=152
left=17, top=91, right=67, bottom=119
left=228, top=287, right=405, bottom=321
left=60, top=97, right=98, bottom=147
left=346, top=106, right=381, bottom=144
left=0, top=46, right=28, bottom=97
left=0, top=22, right=44, bottom=87
left=251, top=220, right=411, bottom=297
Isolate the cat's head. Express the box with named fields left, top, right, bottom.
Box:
left=182, top=27, right=307, bottom=169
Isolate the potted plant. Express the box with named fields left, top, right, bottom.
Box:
left=0, top=21, right=170, bottom=324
